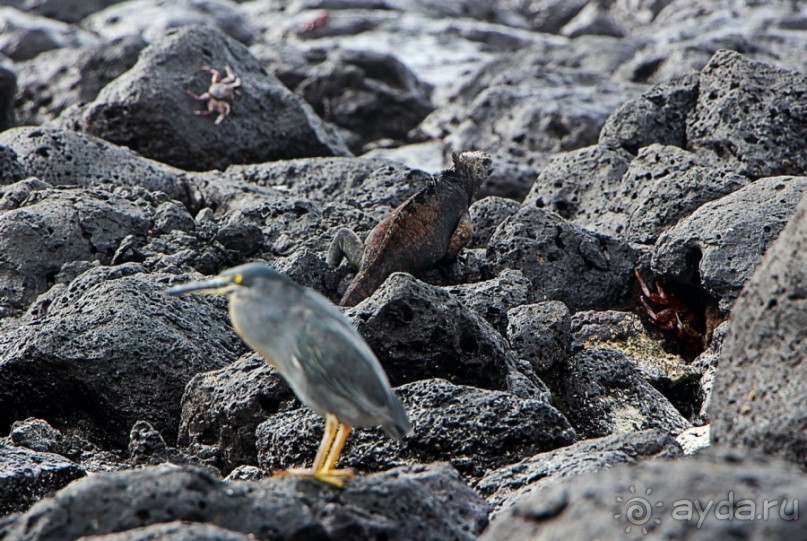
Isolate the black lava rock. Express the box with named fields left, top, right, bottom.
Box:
left=0, top=463, right=489, bottom=541
left=710, top=190, right=807, bottom=468
left=486, top=206, right=637, bottom=311
left=256, top=378, right=576, bottom=479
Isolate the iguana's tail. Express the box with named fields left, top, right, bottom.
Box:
left=339, top=270, right=384, bottom=307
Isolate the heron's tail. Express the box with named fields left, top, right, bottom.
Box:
left=382, top=396, right=413, bottom=442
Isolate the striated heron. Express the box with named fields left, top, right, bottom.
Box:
left=167, top=262, right=412, bottom=486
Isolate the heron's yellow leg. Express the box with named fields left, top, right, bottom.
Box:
left=274, top=414, right=339, bottom=480
left=309, top=422, right=354, bottom=487
left=321, top=422, right=352, bottom=472
left=312, top=414, right=339, bottom=471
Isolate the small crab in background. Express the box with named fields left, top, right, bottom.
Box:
left=187, top=64, right=241, bottom=125
left=634, top=268, right=705, bottom=354
left=299, top=11, right=330, bottom=34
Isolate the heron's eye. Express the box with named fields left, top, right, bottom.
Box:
left=233, top=274, right=243, bottom=285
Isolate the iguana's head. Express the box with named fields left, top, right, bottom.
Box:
left=451, top=150, right=493, bottom=199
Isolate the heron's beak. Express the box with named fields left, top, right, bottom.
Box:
left=166, top=277, right=236, bottom=296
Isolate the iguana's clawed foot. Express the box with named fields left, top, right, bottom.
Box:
left=273, top=467, right=355, bottom=488
left=327, top=228, right=365, bottom=269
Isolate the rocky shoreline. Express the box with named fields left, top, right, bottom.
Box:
left=1, top=1, right=806, bottom=540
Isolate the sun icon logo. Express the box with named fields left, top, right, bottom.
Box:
left=614, top=485, right=664, bottom=535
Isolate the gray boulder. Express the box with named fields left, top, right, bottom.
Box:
left=477, top=429, right=682, bottom=517
left=468, top=195, right=521, bottom=249
left=189, top=156, right=427, bottom=217
left=443, top=268, right=531, bottom=336
left=692, top=320, right=729, bottom=423
left=262, top=9, right=533, bottom=109
left=0, top=444, right=85, bottom=516
left=688, top=50, right=807, bottom=178
left=0, top=177, right=50, bottom=212
left=523, top=144, right=633, bottom=224
left=347, top=273, right=549, bottom=399
left=610, top=1, right=807, bottom=83
left=273, top=247, right=343, bottom=300
left=0, top=145, right=26, bottom=186
left=506, top=301, right=571, bottom=374
left=0, top=0, right=122, bottom=24
left=599, top=74, right=698, bottom=154
left=257, top=378, right=576, bottom=479
left=481, top=451, right=805, bottom=541
left=290, top=48, right=434, bottom=153
left=0, top=185, right=153, bottom=315
left=614, top=31, right=757, bottom=85
left=421, top=49, right=641, bottom=198
left=9, top=418, right=84, bottom=461
left=560, top=1, right=626, bottom=38
left=529, top=144, right=749, bottom=243
left=178, top=354, right=296, bottom=474
left=82, top=0, right=255, bottom=44
left=128, top=421, right=169, bottom=466
left=0, top=265, right=244, bottom=448
left=652, top=176, right=807, bottom=312
left=0, top=7, right=96, bottom=61
left=73, top=26, right=348, bottom=171
left=0, top=127, right=186, bottom=201
left=710, top=190, right=807, bottom=467
left=1, top=463, right=489, bottom=541
left=509, top=0, right=588, bottom=33
left=571, top=310, right=701, bottom=418
left=554, top=348, right=691, bottom=439
left=486, top=206, right=636, bottom=311
left=133, top=208, right=254, bottom=278
left=620, top=145, right=750, bottom=244
left=14, top=35, right=146, bottom=126
left=183, top=157, right=435, bottom=267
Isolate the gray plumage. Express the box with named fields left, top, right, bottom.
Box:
left=168, top=262, right=412, bottom=441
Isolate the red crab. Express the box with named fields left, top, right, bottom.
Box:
left=187, top=64, right=241, bottom=125
left=299, top=11, right=330, bottom=34
left=634, top=268, right=705, bottom=353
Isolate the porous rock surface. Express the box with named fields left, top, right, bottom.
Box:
left=348, top=273, right=550, bottom=399
left=1, top=2, right=807, bottom=540
left=0, top=186, right=153, bottom=315
left=279, top=48, right=435, bottom=153
left=178, top=353, right=296, bottom=474
left=0, top=126, right=185, bottom=200
left=553, top=348, right=692, bottom=439
left=72, top=25, right=349, bottom=171
left=477, top=429, right=682, bottom=517
left=687, top=50, right=807, bottom=179
left=486, top=206, right=637, bottom=311
left=481, top=451, right=807, bottom=541
left=710, top=189, right=807, bottom=467
left=1, top=463, right=489, bottom=541
left=652, top=175, right=807, bottom=312
left=0, top=265, right=244, bottom=448
left=256, top=378, right=576, bottom=480
left=0, top=444, right=85, bottom=516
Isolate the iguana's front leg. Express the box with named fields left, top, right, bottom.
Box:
left=327, top=228, right=365, bottom=269
left=444, top=211, right=473, bottom=262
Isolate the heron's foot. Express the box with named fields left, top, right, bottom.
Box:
left=273, top=467, right=355, bottom=488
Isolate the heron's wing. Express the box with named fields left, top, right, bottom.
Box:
left=290, top=300, right=395, bottom=418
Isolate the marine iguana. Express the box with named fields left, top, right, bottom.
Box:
left=327, top=150, right=493, bottom=306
